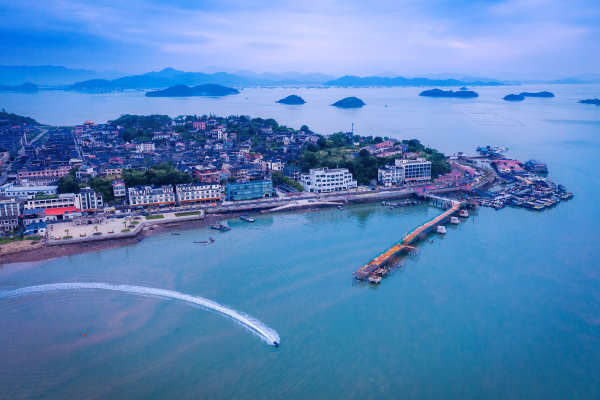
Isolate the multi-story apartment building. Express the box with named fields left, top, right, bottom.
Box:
left=396, top=158, right=432, bottom=183
left=0, top=196, right=20, bottom=232
left=127, top=185, right=176, bottom=207
left=300, top=168, right=357, bottom=193
left=17, top=165, right=71, bottom=184
left=24, top=193, right=79, bottom=210
left=226, top=180, right=273, bottom=201
left=377, top=165, right=405, bottom=187
left=78, top=187, right=103, bottom=212
left=112, top=180, right=126, bottom=198
left=377, top=158, right=432, bottom=186
left=175, top=184, right=222, bottom=204
left=135, top=142, right=155, bottom=153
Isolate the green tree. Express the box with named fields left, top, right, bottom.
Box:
left=57, top=168, right=80, bottom=193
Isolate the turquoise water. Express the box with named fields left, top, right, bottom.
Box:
left=1, top=86, right=600, bottom=398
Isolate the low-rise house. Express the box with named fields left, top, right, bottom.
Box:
left=24, top=221, right=47, bottom=236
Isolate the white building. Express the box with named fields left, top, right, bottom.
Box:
left=377, top=158, right=432, bottom=186
left=127, top=185, right=175, bottom=207
left=377, top=166, right=404, bottom=187
left=112, top=180, right=126, bottom=198
left=135, top=142, right=155, bottom=153
left=0, top=183, right=58, bottom=200
left=77, top=188, right=103, bottom=211
left=300, top=168, right=357, bottom=193
left=24, top=193, right=79, bottom=210
left=175, top=184, right=222, bottom=204
left=396, top=158, right=431, bottom=183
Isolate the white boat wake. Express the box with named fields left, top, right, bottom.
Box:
left=0, top=282, right=280, bottom=346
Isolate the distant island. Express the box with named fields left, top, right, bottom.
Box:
left=331, top=97, right=365, bottom=108
left=578, top=98, right=600, bottom=106
left=503, top=94, right=525, bottom=101
left=276, top=95, right=306, bottom=105
left=520, top=91, right=555, bottom=98
left=145, top=84, right=239, bottom=97
left=326, top=75, right=502, bottom=87
left=0, top=82, right=38, bottom=93
left=503, top=91, right=555, bottom=101
left=419, top=88, right=479, bottom=98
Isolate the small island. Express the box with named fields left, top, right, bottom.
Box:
left=520, top=91, right=554, bottom=98
left=578, top=98, right=600, bottom=106
left=503, top=94, right=525, bottom=101
left=276, top=94, right=306, bottom=105
left=146, top=84, right=239, bottom=97
left=419, top=88, right=478, bottom=98
left=331, top=97, right=365, bottom=108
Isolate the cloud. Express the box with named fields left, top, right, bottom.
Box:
left=0, top=0, right=598, bottom=77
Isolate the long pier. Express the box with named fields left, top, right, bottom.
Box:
left=354, top=196, right=462, bottom=281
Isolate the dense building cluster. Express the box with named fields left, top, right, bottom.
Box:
left=0, top=112, right=443, bottom=236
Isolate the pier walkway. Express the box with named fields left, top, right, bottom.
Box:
left=354, top=196, right=462, bottom=281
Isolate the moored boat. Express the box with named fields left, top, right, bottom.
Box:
left=459, top=209, right=469, bottom=218
left=436, top=225, right=447, bottom=234
left=240, top=215, right=255, bottom=223
left=450, top=216, right=459, bottom=224
left=211, top=224, right=231, bottom=232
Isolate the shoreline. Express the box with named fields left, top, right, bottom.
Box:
left=0, top=189, right=429, bottom=266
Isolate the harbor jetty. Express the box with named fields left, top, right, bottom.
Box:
left=354, top=195, right=462, bottom=283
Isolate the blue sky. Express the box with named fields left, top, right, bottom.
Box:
left=1, top=0, right=598, bottom=78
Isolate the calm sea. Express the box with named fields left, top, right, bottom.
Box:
left=1, top=85, right=599, bottom=399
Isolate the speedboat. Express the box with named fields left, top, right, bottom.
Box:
left=450, top=216, right=459, bottom=224
left=436, top=225, right=447, bottom=234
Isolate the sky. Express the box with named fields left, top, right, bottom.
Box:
left=0, top=0, right=598, bottom=79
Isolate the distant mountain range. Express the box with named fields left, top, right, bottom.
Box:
left=0, top=65, right=120, bottom=85
left=2, top=65, right=600, bottom=91
left=325, top=75, right=503, bottom=87
left=65, top=68, right=334, bottom=92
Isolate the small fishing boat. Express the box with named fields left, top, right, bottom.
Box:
left=193, top=237, right=215, bottom=245
left=240, top=215, right=255, bottom=223
left=211, top=224, right=231, bottom=232
left=459, top=209, right=469, bottom=218
left=436, top=225, right=447, bottom=234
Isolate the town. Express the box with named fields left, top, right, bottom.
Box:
left=0, top=111, right=572, bottom=272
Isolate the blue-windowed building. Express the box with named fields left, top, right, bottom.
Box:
left=226, top=179, right=274, bottom=201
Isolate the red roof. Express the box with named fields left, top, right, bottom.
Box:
left=44, top=207, right=80, bottom=216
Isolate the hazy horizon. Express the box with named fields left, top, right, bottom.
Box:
left=1, top=0, right=599, bottom=81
